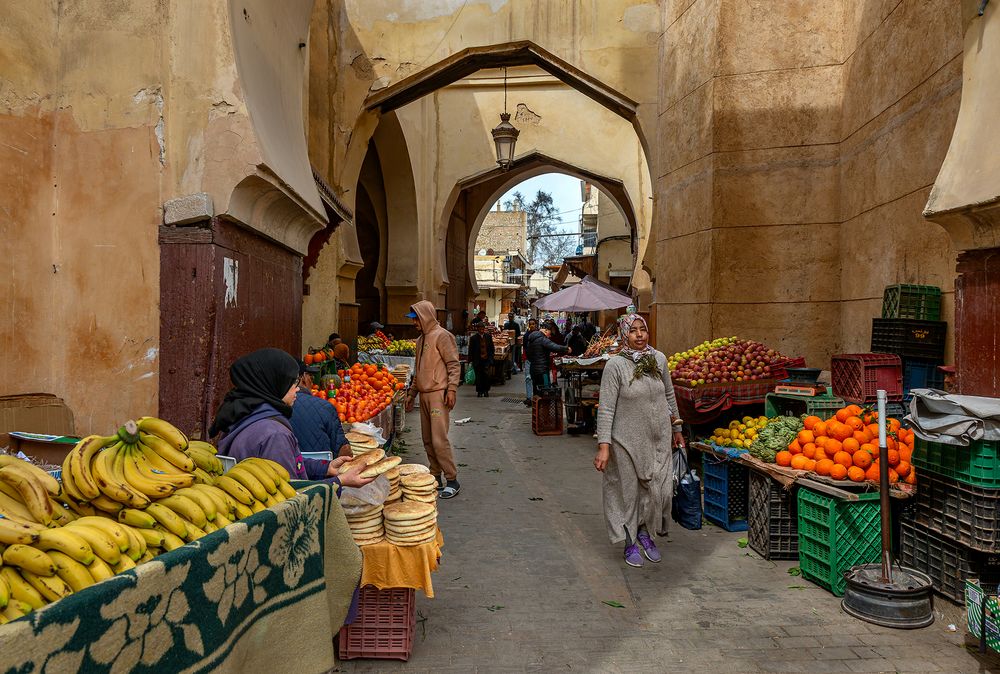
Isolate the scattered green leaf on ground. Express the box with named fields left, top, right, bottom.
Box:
left=787, top=585, right=807, bottom=589
left=487, top=468, right=502, bottom=473
left=458, top=463, right=469, bottom=467
left=787, top=567, right=801, bottom=576
left=483, top=605, right=504, bottom=612
left=737, top=537, right=748, bottom=548
left=602, top=600, right=625, bottom=608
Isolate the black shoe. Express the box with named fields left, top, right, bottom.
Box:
left=483, top=392, right=490, bottom=398
left=440, top=480, right=460, bottom=499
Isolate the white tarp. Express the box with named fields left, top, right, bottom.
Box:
left=906, top=389, right=1000, bottom=446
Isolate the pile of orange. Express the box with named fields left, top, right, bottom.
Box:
left=321, top=363, right=405, bottom=423
left=773, top=404, right=917, bottom=486
left=303, top=350, right=328, bottom=365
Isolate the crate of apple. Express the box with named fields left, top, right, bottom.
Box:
left=668, top=337, right=789, bottom=387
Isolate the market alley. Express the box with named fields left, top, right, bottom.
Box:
left=341, top=378, right=1000, bottom=674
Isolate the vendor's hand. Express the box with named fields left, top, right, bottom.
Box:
left=327, top=456, right=352, bottom=476
left=567, top=347, right=573, bottom=355
left=444, top=390, right=456, bottom=410
left=337, top=464, right=375, bottom=488
left=594, top=443, right=611, bottom=472
left=404, top=396, right=415, bottom=412
left=673, top=430, right=685, bottom=449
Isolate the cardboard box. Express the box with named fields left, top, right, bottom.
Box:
left=0, top=394, right=76, bottom=464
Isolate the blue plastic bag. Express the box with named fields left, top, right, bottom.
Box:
left=671, top=448, right=702, bottom=530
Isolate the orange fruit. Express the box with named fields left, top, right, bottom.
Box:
left=829, top=464, right=849, bottom=480
left=833, top=451, right=853, bottom=468
left=835, top=408, right=850, bottom=423
left=804, top=459, right=817, bottom=472
left=802, top=443, right=817, bottom=459
left=898, top=446, right=912, bottom=463
left=815, top=436, right=829, bottom=449
left=867, top=424, right=880, bottom=438
left=814, top=448, right=829, bottom=461
left=895, top=460, right=911, bottom=478
left=797, top=430, right=815, bottom=445
left=905, top=470, right=917, bottom=485
left=842, top=438, right=860, bottom=454
left=803, top=416, right=822, bottom=431
left=845, top=404, right=863, bottom=417
left=865, top=463, right=880, bottom=482
left=853, top=450, right=873, bottom=469
left=888, top=418, right=901, bottom=434
left=845, top=416, right=865, bottom=432
left=813, top=421, right=828, bottom=438
left=815, top=459, right=834, bottom=476
left=860, top=443, right=875, bottom=455
left=790, top=455, right=809, bottom=471
left=848, top=466, right=866, bottom=482
left=788, top=440, right=802, bottom=454
left=853, top=430, right=872, bottom=445
left=826, top=439, right=843, bottom=455
left=888, top=469, right=899, bottom=484
left=775, top=451, right=793, bottom=467
left=886, top=449, right=900, bottom=467
left=833, top=423, right=853, bottom=442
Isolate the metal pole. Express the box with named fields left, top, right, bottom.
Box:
left=877, top=390, right=893, bottom=584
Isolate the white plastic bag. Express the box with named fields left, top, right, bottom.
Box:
left=340, top=474, right=390, bottom=512
left=346, top=421, right=387, bottom=445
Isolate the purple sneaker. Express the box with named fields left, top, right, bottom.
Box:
left=636, top=531, right=661, bottom=563
left=624, top=543, right=644, bottom=568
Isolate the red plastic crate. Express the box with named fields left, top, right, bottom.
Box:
left=338, top=586, right=415, bottom=661
left=532, top=394, right=563, bottom=436
left=831, top=354, right=902, bottom=403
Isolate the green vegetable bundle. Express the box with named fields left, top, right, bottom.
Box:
left=748, top=415, right=805, bottom=463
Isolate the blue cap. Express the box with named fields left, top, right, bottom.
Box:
left=404, top=310, right=418, bottom=319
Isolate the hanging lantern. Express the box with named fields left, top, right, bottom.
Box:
left=491, top=67, right=519, bottom=170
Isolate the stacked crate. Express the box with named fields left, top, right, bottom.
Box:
left=899, top=437, right=1000, bottom=603
left=873, top=284, right=946, bottom=400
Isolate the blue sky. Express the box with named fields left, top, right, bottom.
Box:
left=496, top=173, right=582, bottom=234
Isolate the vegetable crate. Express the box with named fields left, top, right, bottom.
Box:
left=910, top=470, right=1000, bottom=552
left=913, top=437, right=1000, bottom=489
left=702, top=452, right=749, bottom=532
left=764, top=392, right=845, bottom=420
left=903, top=359, right=945, bottom=398
left=796, top=488, right=882, bottom=596
left=966, top=580, right=1000, bottom=654
left=830, top=353, right=903, bottom=403
left=871, top=318, right=947, bottom=362
left=882, top=284, right=942, bottom=321
left=747, top=470, right=798, bottom=560
left=532, top=393, right=563, bottom=436
left=899, top=519, right=1000, bottom=603
left=339, top=586, right=416, bottom=661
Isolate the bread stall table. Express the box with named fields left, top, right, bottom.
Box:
left=0, top=482, right=361, bottom=674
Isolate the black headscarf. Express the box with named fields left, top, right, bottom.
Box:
left=209, top=348, right=300, bottom=437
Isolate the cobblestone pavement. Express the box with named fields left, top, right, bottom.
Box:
left=340, top=378, right=1000, bottom=674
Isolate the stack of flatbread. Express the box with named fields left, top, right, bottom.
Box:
left=383, top=501, right=437, bottom=546
left=397, top=463, right=431, bottom=477
left=384, top=467, right=402, bottom=503
left=346, top=504, right=384, bottom=545
left=400, top=472, right=438, bottom=505
left=391, top=365, right=410, bottom=384
left=337, top=449, right=403, bottom=479
left=346, top=431, right=380, bottom=456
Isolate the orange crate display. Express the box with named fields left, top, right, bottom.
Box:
left=338, top=586, right=416, bottom=661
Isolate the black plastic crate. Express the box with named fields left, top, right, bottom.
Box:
left=882, top=284, right=942, bottom=321
left=702, top=452, right=748, bottom=532
left=911, top=471, right=1000, bottom=553
left=903, top=359, right=945, bottom=398
left=871, top=318, right=947, bottom=361
left=899, top=519, right=1000, bottom=604
left=748, top=470, right=798, bottom=560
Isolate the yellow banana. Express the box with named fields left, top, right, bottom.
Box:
left=112, top=555, right=136, bottom=573
left=61, top=451, right=87, bottom=503
left=174, top=488, right=217, bottom=521
left=186, top=446, right=219, bottom=474
left=214, top=512, right=234, bottom=528
left=110, top=447, right=154, bottom=507
left=93, top=445, right=150, bottom=508
left=182, top=520, right=207, bottom=542
left=216, top=475, right=254, bottom=505
left=190, top=485, right=232, bottom=517
left=140, top=432, right=195, bottom=472
left=187, top=440, right=218, bottom=455
left=276, top=480, right=297, bottom=499
left=48, top=551, right=96, bottom=592
left=248, top=457, right=290, bottom=481
left=120, top=445, right=175, bottom=498
left=21, top=570, right=71, bottom=602
left=0, top=572, right=9, bottom=609
left=156, top=528, right=186, bottom=551
left=157, top=494, right=207, bottom=528
left=0, top=457, right=60, bottom=496
left=87, top=556, right=115, bottom=582
left=202, top=520, right=218, bottom=534
left=117, top=508, right=157, bottom=529
left=271, top=489, right=287, bottom=504
left=136, top=527, right=165, bottom=549
left=0, top=467, right=53, bottom=526
left=1, top=568, right=44, bottom=610
left=135, top=444, right=196, bottom=489
left=232, top=501, right=253, bottom=520
left=136, top=417, right=189, bottom=450
left=3, top=544, right=56, bottom=576
left=136, top=441, right=188, bottom=476
left=236, top=461, right=277, bottom=495
left=262, top=492, right=278, bottom=508
left=48, top=498, right=76, bottom=526
left=250, top=499, right=266, bottom=514
left=60, top=523, right=120, bottom=565
left=226, top=467, right=268, bottom=502
left=71, top=435, right=117, bottom=500
left=0, top=490, right=40, bottom=524
left=4, top=598, right=35, bottom=619
left=119, top=525, right=146, bottom=560
left=145, top=503, right=187, bottom=538
left=90, top=494, right=124, bottom=514
left=34, top=529, right=95, bottom=565
left=59, top=490, right=97, bottom=518
left=138, top=549, right=156, bottom=564
left=192, top=468, right=216, bottom=485
left=0, top=517, right=42, bottom=545
left=68, top=517, right=130, bottom=553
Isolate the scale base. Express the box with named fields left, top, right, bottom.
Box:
left=841, top=564, right=935, bottom=629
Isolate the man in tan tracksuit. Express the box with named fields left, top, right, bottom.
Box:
left=404, top=300, right=462, bottom=498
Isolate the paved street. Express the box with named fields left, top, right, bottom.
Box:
left=341, top=378, right=1000, bottom=674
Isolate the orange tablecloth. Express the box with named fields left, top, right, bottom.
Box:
left=359, top=528, right=444, bottom=597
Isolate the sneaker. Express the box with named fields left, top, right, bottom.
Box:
left=624, top=543, right=644, bottom=568
left=440, top=480, right=461, bottom=499
left=636, top=531, right=661, bottom=563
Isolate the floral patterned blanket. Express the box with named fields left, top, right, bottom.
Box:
left=0, top=482, right=362, bottom=674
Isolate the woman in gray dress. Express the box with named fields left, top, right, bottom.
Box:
left=594, top=314, right=684, bottom=567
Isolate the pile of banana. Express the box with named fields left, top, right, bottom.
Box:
left=0, top=416, right=300, bottom=622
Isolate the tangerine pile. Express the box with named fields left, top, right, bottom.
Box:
left=311, top=363, right=404, bottom=423
left=773, top=404, right=917, bottom=486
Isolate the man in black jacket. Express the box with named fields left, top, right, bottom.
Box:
left=567, top=325, right=589, bottom=357
left=525, top=320, right=571, bottom=390
left=468, top=323, right=495, bottom=397
left=503, top=312, right=522, bottom=373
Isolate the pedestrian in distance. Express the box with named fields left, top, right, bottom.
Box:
left=210, top=348, right=374, bottom=499
left=468, top=321, right=495, bottom=397
left=567, top=325, right=588, bottom=358
left=289, top=360, right=352, bottom=458
left=404, top=301, right=463, bottom=499
left=503, top=312, right=522, bottom=373
left=525, top=320, right=571, bottom=391
left=594, top=314, right=683, bottom=568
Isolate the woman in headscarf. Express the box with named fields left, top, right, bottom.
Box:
left=210, top=348, right=373, bottom=496
left=332, top=343, right=352, bottom=372
left=594, top=314, right=683, bottom=568
left=467, top=321, right=495, bottom=397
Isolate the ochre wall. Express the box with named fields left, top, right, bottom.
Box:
left=654, top=0, right=961, bottom=367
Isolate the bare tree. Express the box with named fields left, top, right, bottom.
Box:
left=504, top=189, right=577, bottom=268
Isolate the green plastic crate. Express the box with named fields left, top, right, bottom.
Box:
left=796, top=488, right=882, bottom=596
left=913, top=437, right=1000, bottom=489
left=882, top=284, right=942, bottom=321
left=966, top=579, right=1000, bottom=653
left=764, top=392, right=845, bottom=420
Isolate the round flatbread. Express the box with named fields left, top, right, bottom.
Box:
left=385, top=522, right=436, bottom=536
left=383, top=501, right=435, bottom=521
left=397, top=464, right=431, bottom=476
left=387, top=534, right=437, bottom=547
left=350, top=524, right=385, bottom=536
left=344, top=504, right=383, bottom=516
left=385, top=514, right=436, bottom=530
left=356, top=536, right=385, bottom=546
left=338, top=449, right=386, bottom=475
left=361, top=455, right=403, bottom=479
left=385, top=467, right=400, bottom=480
left=401, top=484, right=437, bottom=494
left=403, top=493, right=438, bottom=504
left=345, top=511, right=383, bottom=523
left=401, top=473, right=437, bottom=488
left=346, top=432, right=379, bottom=447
